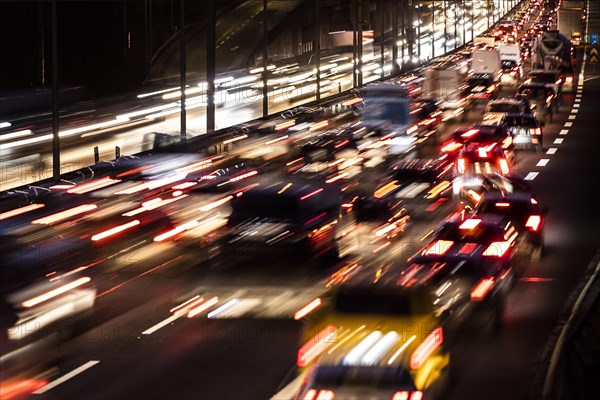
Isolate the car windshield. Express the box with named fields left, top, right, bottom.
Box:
left=529, top=73, right=557, bottom=84
left=502, top=116, right=537, bottom=127
left=313, top=365, right=414, bottom=388
left=333, top=288, right=431, bottom=316
left=232, top=194, right=302, bottom=220
left=488, top=103, right=522, bottom=113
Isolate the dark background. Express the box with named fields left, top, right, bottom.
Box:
left=0, top=1, right=237, bottom=98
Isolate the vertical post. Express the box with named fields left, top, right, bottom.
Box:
left=38, top=1, right=45, bottom=86
left=454, top=1, right=458, bottom=48
left=315, top=0, right=321, bottom=101
left=263, top=0, right=269, bottom=117
left=471, top=0, right=474, bottom=41
left=207, top=0, right=216, bottom=134
left=417, top=1, right=421, bottom=61
left=144, top=0, right=149, bottom=69
left=180, top=0, right=186, bottom=139
left=51, top=0, right=60, bottom=180
left=443, top=1, right=447, bottom=53
left=431, top=1, right=435, bottom=59
left=358, top=0, right=363, bottom=86
left=392, top=0, right=399, bottom=73
left=352, top=0, right=357, bottom=87
left=380, top=0, right=385, bottom=78
left=123, top=3, right=127, bottom=59
left=462, top=0, right=466, bottom=44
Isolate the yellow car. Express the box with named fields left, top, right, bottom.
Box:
left=295, top=284, right=451, bottom=400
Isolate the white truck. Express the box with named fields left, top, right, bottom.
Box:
left=497, top=44, right=523, bottom=86
left=558, top=8, right=583, bottom=45
left=421, top=67, right=468, bottom=121
left=467, top=49, right=502, bottom=104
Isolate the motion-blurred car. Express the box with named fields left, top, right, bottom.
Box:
left=482, top=98, right=531, bottom=126
left=452, top=142, right=512, bottom=200
left=466, top=74, right=499, bottom=105
left=372, top=158, right=454, bottom=220
left=499, top=113, right=544, bottom=151
left=296, top=284, right=451, bottom=399
left=472, top=191, right=547, bottom=261
left=517, top=83, right=559, bottom=123
left=440, top=124, right=513, bottom=161
left=224, top=179, right=355, bottom=262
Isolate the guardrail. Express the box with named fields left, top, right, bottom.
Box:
left=531, top=251, right=600, bottom=400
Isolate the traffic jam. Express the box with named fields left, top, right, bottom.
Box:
left=0, top=0, right=586, bottom=399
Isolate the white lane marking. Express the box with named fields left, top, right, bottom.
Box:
left=33, top=361, right=100, bottom=394
left=524, top=172, right=539, bottom=181
left=568, top=115, right=576, bottom=120
left=537, top=159, right=550, bottom=167
left=554, top=138, right=564, bottom=144
left=573, top=103, right=580, bottom=108
left=564, top=122, right=573, bottom=127
left=559, top=129, right=569, bottom=135
left=574, top=99, right=581, bottom=103
left=546, top=148, right=557, bottom=155
left=142, top=314, right=181, bottom=335
left=576, top=93, right=582, bottom=97
left=571, top=108, right=579, bottom=114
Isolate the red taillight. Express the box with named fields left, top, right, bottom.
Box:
left=91, top=220, right=141, bottom=242
left=316, top=390, right=335, bottom=400
left=410, top=327, right=443, bottom=369
left=303, top=389, right=318, bottom=400
left=525, top=215, right=542, bottom=232
left=529, top=128, right=541, bottom=135
left=298, top=325, right=336, bottom=367
left=392, top=392, right=423, bottom=400
left=566, top=76, right=573, bottom=83
left=483, top=241, right=511, bottom=257
left=470, top=277, right=495, bottom=301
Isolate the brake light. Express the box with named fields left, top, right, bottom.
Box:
left=531, top=198, right=538, bottom=204
left=457, top=158, right=465, bottom=174
left=483, top=241, right=511, bottom=257
left=470, top=277, right=496, bottom=301
left=298, top=325, right=336, bottom=367
left=478, top=147, right=488, bottom=158
left=499, top=158, right=510, bottom=175
left=546, top=95, right=553, bottom=104
left=566, top=76, right=573, bottom=83
left=529, top=128, right=541, bottom=135
left=316, top=390, right=335, bottom=400
left=304, top=389, right=318, bottom=400
left=392, top=391, right=423, bottom=400
left=525, top=215, right=542, bottom=232
left=495, top=202, right=510, bottom=207
left=410, top=327, right=443, bottom=369
left=459, top=218, right=481, bottom=230
left=424, top=240, right=454, bottom=255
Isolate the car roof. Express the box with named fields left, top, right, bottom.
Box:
left=503, top=113, right=535, bottom=119
left=488, top=98, right=523, bottom=105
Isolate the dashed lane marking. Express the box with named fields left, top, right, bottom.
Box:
left=524, top=172, right=539, bottom=181
left=554, top=138, right=563, bottom=144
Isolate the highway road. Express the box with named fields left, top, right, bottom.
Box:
left=22, top=58, right=600, bottom=400
left=5, top=2, right=600, bottom=400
